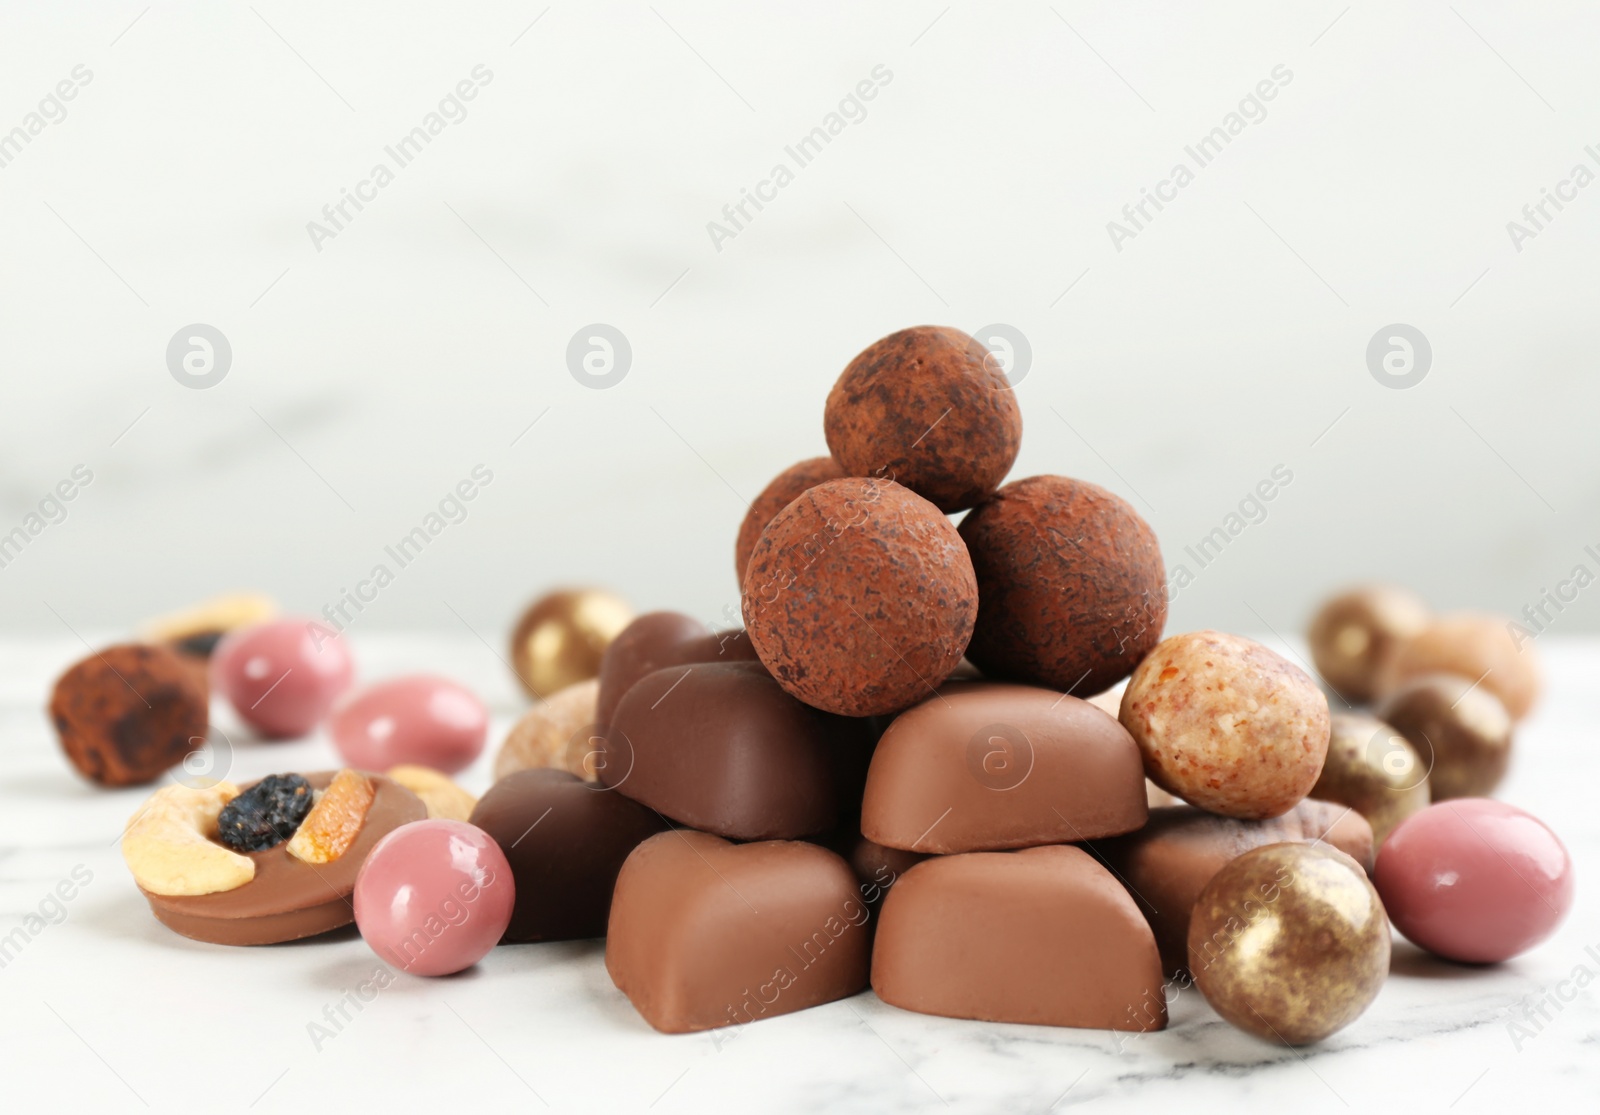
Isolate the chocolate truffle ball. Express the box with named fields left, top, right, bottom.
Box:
left=1376, top=673, right=1513, bottom=800
left=1121, top=631, right=1330, bottom=820
left=734, top=456, right=846, bottom=581
left=1307, top=585, right=1430, bottom=704
left=50, top=643, right=209, bottom=787
left=508, top=588, right=632, bottom=700
left=743, top=477, right=977, bottom=717
left=1310, top=712, right=1431, bottom=844
left=959, top=475, right=1166, bottom=697
left=1189, top=844, right=1389, bottom=1045
left=824, top=326, right=1021, bottom=512
left=1376, top=612, right=1542, bottom=721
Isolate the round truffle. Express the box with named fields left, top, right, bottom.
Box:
left=50, top=643, right=210, bottom=787
left=508, top=588, right=632, bottom=699
left=824, top=326, right=1021, bottom=512
left=1375, top=612, right=1541, bottom=721
left=959, top=475, right=1167, bottom=697
left=742, top=477, right=976, bottom=717
left=1120, top=630, right=1331, bottom=820
left=1307, top=585, right=1429, bottom=704
left=1375, top=673, right=1513, bottom=801
left=735, top=456, right=846, bottom=581
left=1310, top=712, right=1430, bottom=844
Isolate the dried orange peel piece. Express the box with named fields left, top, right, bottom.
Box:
left=286, top=769, right=375, bottom=864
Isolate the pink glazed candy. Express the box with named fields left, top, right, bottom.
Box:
left=1375, top=799, right=1574, bottom=964
left=211, top=619, right=354, bottom=739
left=330, top=675, right=488, bottom=774
left=354, top=820, right=514, bottom=976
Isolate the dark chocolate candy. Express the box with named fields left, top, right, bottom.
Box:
left=872, top=846, right=1167, bottom=1030
left=469, top=769, right=669, bottom=942
left=595, top=612, right=762, bottom=731
left=606, top=831, right=870, bottom=1033
left=1089, top=800, right=1376, bottom=977
left=601, top=661, right=871, bottom=840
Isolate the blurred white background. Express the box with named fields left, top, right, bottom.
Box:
left=2, top=1, right=1598, bottom=644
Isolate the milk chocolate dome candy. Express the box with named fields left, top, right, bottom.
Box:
left=606, top=832, right=870, bottom=1033
left=872, top=846, right=1166, bottom=1031
left=860, top=682, right=1147, bottom=853
left=742, top=476, right=978, bottom=717
left=824, top=326, right=1021, bottom=512
left=603, top=661, right=872, bottom=840
left=959, top=475, right=1167, bottom=697
left=735, top=456, right=847, bottom=581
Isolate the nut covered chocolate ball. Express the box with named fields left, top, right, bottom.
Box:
left=1121, top=631, right=1330, bottom=820
left=1189, top=843, right=1389, bottom=1045
left=743, top=477, right=977, bottom=717
left=960, top=475, right=1167, bottom=696
left=734, top=456, right=846, bottom=581
left=824, top=326, right=1021, bottom=512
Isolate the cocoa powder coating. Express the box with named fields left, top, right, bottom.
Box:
left=959, top=475, right=1166, bottom=696
left=824, top=326, right=1021, bottom=512
left=50, top=643, right=210, bottom=787
left=734, top=456, right=845, bottom=581
left=742, top=477, right=977, bottom=717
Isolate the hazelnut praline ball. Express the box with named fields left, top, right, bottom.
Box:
left=742, top=477, right=977, bottom=717
left=824, top=326, right=1021, bottom=513
left=959, top=475, right=1167, bottom=697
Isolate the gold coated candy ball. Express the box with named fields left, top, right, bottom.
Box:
left=1189, top=843, right=1389, bottom=1045
left=509, top=589, right=632, bottom=699
left=1310, top=712, right=1430, bottom=843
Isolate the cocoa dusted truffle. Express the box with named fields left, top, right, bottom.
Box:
left=824, top=326, right=1021, bottom=512
left=50, top=643, right=210, bottom=787
left=959, top=475, right=1166, bottom=697
left=734, top=456, right=845, bottom=581
left=743, top=477, right=977, bottom=717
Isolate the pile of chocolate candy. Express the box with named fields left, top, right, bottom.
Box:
left=54, top=325, right=1575, bottom=1048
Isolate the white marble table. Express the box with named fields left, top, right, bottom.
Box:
left=2, top=634, right=1596, bottom=1113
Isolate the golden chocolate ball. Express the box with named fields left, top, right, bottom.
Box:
left=1307, top=585, right=1429, bottom=704
left=1375, top=611, right=1542, bottom=721
left=1310, top=713, right=1430, bottom=843
left=493, top=678, right=602, bottom=783
left=1189, top=843, right=1389, bottom=1045
left=1376, top=673, right=1513, bottom=800
left=509, top=589, right=632, bottom=699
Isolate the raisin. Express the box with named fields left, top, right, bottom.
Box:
left=217, top=774, right=314, bottom=852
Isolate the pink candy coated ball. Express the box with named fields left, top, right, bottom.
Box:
left=354, top=820, right=514, bottom=977
left=1375, top=798, right=1574, bottom=964
left=211, top=619, right=354, bottom=739
left=330, top=675, right=487, bottom=774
